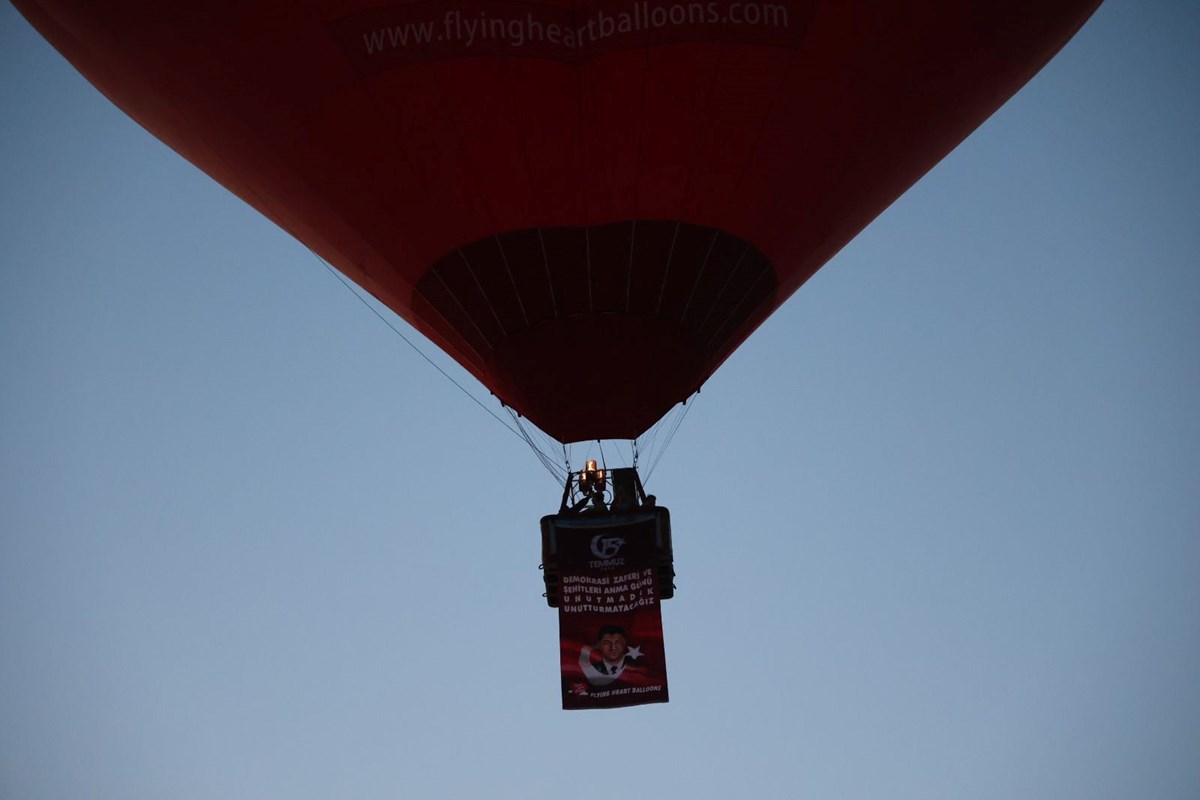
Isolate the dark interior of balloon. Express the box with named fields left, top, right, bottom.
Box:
left=417, top=220, right=772, bottom=442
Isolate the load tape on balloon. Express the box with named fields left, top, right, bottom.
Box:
left=552, top=514, right=669, bottom=710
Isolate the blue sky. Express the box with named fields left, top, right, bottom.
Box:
left=2, top=2, right=1198, bottom=798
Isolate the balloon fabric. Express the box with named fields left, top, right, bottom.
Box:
left=14, top=0, right=1102, bottom=442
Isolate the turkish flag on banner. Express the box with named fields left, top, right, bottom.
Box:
left=555, top=515, right=669, bottom=710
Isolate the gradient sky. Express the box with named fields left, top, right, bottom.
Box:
left=2, top=2, right=1198, bottom=799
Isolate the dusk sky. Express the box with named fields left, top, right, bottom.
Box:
left=2, top=2, right=1198, bottom=798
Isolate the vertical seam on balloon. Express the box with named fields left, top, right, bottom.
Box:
left=494, top=235, right=529, bottom=329
left=680, top=228, right=720, bottom=327
left=705, top=267, right=770, bottom=351
left=457, top=248, right=506, bottom=337
left=729, top=48, right=801, bottom=220
left=412, top=281, right=489, bottom=367
left=632, top=45, right=651, bottom=221
left=626, top=220, right=637, bottom=313
left=350, top=70, right=439, bottom=281
left=432, top=265, right=496, bottom=352
left=577, top=47, right=590, bottom=243
left=538, top=227, right=559, bottom=319
left=697, top=242, right=750, bottom=335
left=682, top=46, right=728, bottom=216
left=505, top=58, right=536, bottom=231
left=449, top=68, right=503, bottom=251
left=586, top=225, right=593, bottom=312
left=655, top=221, right=681, bottom=316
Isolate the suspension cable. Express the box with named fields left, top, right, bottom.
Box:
left=645, top=395, right=697, bottom=482
left=309, top=249, right=524, bottom=440
left=506, top=408, right=569, bottom=484
left=308, top=250, right=701, bottom=488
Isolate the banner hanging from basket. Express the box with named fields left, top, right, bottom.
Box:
left=554, top=515, right=669, bottom=710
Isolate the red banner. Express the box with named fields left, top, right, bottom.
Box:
left=554, top=515, right=669, bottom=709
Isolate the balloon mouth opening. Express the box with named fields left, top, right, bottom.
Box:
left=485, top=312, right=708, bottom=442
left=411, top=219, right=777, bottom=441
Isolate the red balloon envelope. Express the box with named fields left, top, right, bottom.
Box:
left=17, top=0, right=1100, bottom=442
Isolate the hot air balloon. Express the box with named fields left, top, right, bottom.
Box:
left=16, top=0, right=1099, bottom=617
left=16, top=0, right=1100, bottom=710
left=12, top=0, right=1101, bottom=443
